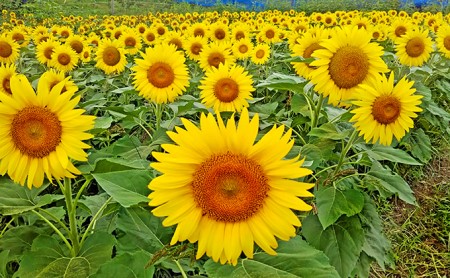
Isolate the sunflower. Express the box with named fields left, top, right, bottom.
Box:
left=58, top=25, right=73, bottom=40
left=350, top=73, right=422, bottom=146
left=309, top=26, right=389, bottom=107
left=66, top=34, right=87, bottom=55
left=198, top=41, right=235, bottom=72
left=183, top=35, right=208, bottom=61
left=35, top=39, right=60, bottom=66
left=80, top=46, right=92, bottom=63
left=395, top=29, right=433, bottom=67
left=142, top=28, right=158, bottom=46
left=189, top=22, right=208, bottom=38
left=389, top=19, right=413, bottom=42
left=291, top=28, right=329, bottom=79
left=120, top=29, right=142, bottom=55
left=0, top=74, right=95, bottom=188
left=251, top=43, right=271, bottom=65
left=0, top=34, right=20, bottom=64
left=231, top=38, right=253, bottom=60
left=436, top=25, right=450, bottom=58
left=9, top=26, right=30, bottom=47
left=208, top=22, right=229, bottom=42
left=136, top=23, right=148, bottom=35
left=230, top=23, right=250, bottom=41
left=132, top=43, right=189, bottom=104
left=258, top=24, right=281, bottom=44
left=49, top=44, right=79, bottom=73
left=164, top=30, right=184, bottom=50
left=199, top=63, right=254, bottom=113
left=0, top=63, right=16, bottom=95
left=37, top=69, right=77, bottom=94
left=148, top=108, right=314, bottom=265
left=95, top=39, right=127, bottom=75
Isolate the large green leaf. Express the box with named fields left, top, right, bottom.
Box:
left=0, top=226, right=45, bottom=260
left=256, top=73, right=307, bottom=93
left=315, top=187, right=365, bottom=229
left=364, top=161, right=416, bottom=205
left=358, top=193, right=392, bottom=270
left=0, top=250, right=10, bottom=278
left=403, top=128, right=432, bottom=164
left=78, top=232, right=115, bottom=274
left=367, top=145, right=421, bottom=165
left=302, top=215, right=365, bottom=278
left=204, top=236, right=339, bottom=278
left=92, top=251, right=155, bottom=278
left=92, top=170, right=151, bottom=207
left=308, top=123, right=350, bottom=140
left=116, top=206, right=172, bottom=255
left=0, top=178, right=63, bottom=215
left=351, top=251, right=372, bottom=278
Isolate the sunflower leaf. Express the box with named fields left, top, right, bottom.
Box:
left=308, top=123, right=351, bottom=140
left=0, top=177, right=63, bottom=216
left=401, top=128, right=432, bottom=164
left=92, top=251, right=155, bottom=278
left=367, top=145, right=421, bottom=165
left=204, top=236, right=339, bottom=278
left=302, top=215, right=365, bottom=278
left=315, top=187, right=365, bottom=229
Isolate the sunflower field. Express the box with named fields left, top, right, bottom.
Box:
left=0, top=2, right=449, bottom=277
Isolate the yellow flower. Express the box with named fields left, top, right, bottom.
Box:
left=231, top=38, right=253, bottom=60
left=309, top=26, right=389, bottom=107
left=0, top=74, right=95, bottom=188
left=0, top=34, right=20, bottom=64
left=37, top=69, right=77, bottom=94
left=251, top=43, right=271, bottom=65
left=95, top=39, right=127, bottom=75
left=436, top=24, right=450, bottom=59
left=132, top=43, right=189, bottom=104
left=49, top=44, right=79, bottom=73
left=0, top=63, right=16, bottom=95
left=183, top=35, right=208, bottom=61
left=198, top=41, right=235, bottom=71
left=149, top=108, right=314, bottom=265
left=395, top=29, right=433, bottom=67
left=120, top=28, right=142, bottom=55
left=350, top=73, right=423, bottom=146
left=199, top=63, right=254, bottom=112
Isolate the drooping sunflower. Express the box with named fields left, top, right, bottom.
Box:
left=132, top=43, right=189, bottom=104
left=199, top=63, right=254, bottom=112
left=395, top=29, right=433, bottom=67
left=309, top=26, right=389, bottom=107
left=0, top=74, right=95, bottom=188
left=350, top=73, right=423, bottom=146
left=95, top=39, right=127, bottom=75
left=251, top=43, right=271, bottom=65
left=198, top=41, right=235, bottom=72
left=0, top=34, right=20, bottom=64
left=49, top=44, right=79, bottom=73
left=148, top=108, right=314, bottom=265
left=436, top=25, right=450, bottom=58
left=0, top=63, right=16, bottom=95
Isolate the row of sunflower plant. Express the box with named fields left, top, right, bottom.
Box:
left=0, top=7, right=449, bottom=278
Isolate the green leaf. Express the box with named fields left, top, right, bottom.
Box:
left=290, top=94, right=310, bottom=116
left=93, top=116, right=113, bottom=129
left=0, top=226, right=45, bottom=260
left=308, top=123, right=350, bottom=140
left=403, top=128, right=432, bottom=164
left=93, top=157, right=148, bottom=173
left=365, top=161, right=416, bottom=205
left=204, top=236, right=339, bottom=278
left=367, top=145, right=421, bottom=165
left=0, top=178, right=63, bottom=215
left=358, top=193, right=392, bottom=269
left=116, top=206, right=172, bottom=255
left=78, top=232, right=116, bottom=274
left=351, top=252, right=372, bottom=278
left=0, top=250, right=10, bottom=278
left=92, top=170, right=151, bottom=207
left=302, top=215, right=365, bottom=278
left=316, top=187, right=365, bottom=229
left=256, top=73, right=307, bottom=93
left=92, top=251, right=155, bottom=278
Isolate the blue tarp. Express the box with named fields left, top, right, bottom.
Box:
left=401, top=0, right=448, bottom=7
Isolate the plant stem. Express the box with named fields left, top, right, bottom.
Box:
left=333, top=129, right=359, bottom=177
left=175, top=260, right=188, bottom=278
left=155, top=103, right=164, bottom=130
left=31, top=210, right=74, bottom=254
left=73, top=176, right=93, bottom=208
left=61, top=178, right=80, bottom=256
left=311, top=94, right=324, bottom=128
left=0, top=218, right=14, bottom=238
left=38, top=208, right=71, bottom=236
left=79, top=196, right=113, bottom=247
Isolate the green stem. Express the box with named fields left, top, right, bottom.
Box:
left=155, top=103, right=164, bottom=130
left=0, top=218, right=14, bottom=238
left=79, top=196, right=113, bottom=247
left=333, top=129, right=359, bottom=177
left=73, top=176, right=93, bottom=208
left=38, top=208, right=71, bottom=236
left=291, top=128, right=307, bottom=146
left=31, top=210, right=74, bottom=255
left=175, top=260, right=188, bottom=278
left=311, top=94, right=324, bottom=128
left=61, top=178, right=80, bottom=256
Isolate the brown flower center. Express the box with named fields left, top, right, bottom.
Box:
left=147, top=62, right=175, bottom=88
left=12, top=33, right=24, bottom=42
left=214, top=78, right=239, bottom=102
left=70, top=41, right=83, bottom=54
left=57, top=53, right=71, bottom=66
left=255, top=49, right=265, bottom=59
left=235, top=31, right=245, bottom=40
left=157, top=27, right=165, bottom=36
left=169, top=38, right=182, bottom=49
left=191, top=153, right=269, bottom=222
left=44, top=46, right=54, bottom=60
left=125, top=37, right=136, bottom=47
left=303, top=42, right=323, bottom=59
left=207, top=52, right=225, bottom=68
left=329, top=45, right=369, bottom=89
left=265, top=29, right=275, bottom=39
left=146, top=33, right=155, bottom=42
left=372, top=95, right=401, bottom=124
left=0, top=41, right=13, bottom=58
left=2, top=77, right=11, bottom=94
left=11, top=106, right=62, bottom=158
left=405, top=37, right=425, bottom=57
left=190, top=42, right=202, bottom=55
left=395, top=26, right=407, bottom=38
left=443, top=36, right=450, bottom=51
left=60, top=30, right=70, bottom=38
left=138, top=27, right=146, bottom=34
left=194, top=28, right=205, bottom=37
left=238, top=44, right=248, bottom=54
left=214, top=29, right=226, bottom=40
left=102, top=46, right=121, bottom=66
